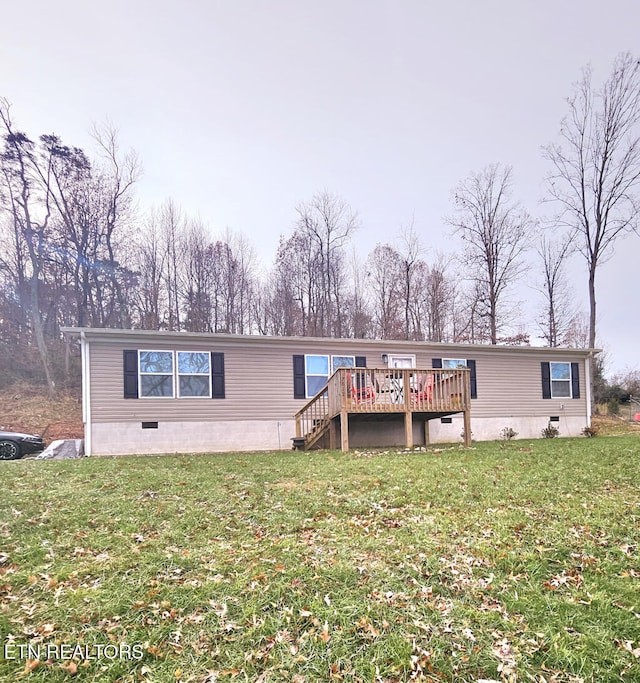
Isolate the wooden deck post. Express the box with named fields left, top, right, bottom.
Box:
left=424, top=418, right=430, bottom=446
left=403, top=371, right=413, bottom=448
left=463, top=408, right=471, bottom=447
left=404, top=411, right=413, bottom=449
left=340, top=410, right=349, bottom=452
left=329, top=417, right=337, bottom=450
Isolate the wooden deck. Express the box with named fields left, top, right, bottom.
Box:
left=294, top=367, right=472, bottom=451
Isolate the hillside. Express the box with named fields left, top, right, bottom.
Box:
left=0, top=383, right=83, bottom=442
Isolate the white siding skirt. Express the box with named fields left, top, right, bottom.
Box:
left=89, top=415, right=589, bottom=456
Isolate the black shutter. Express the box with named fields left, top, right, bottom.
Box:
left=211, top=352, right=225, bottom=399
left=571, top=362, right=580, bottom=399
left=123, top=350, right=138, bottom=399
left=467, top=359, right=477, bottom=399
left=293, top=355, right=306, bottom=399
left=354, top=357, right=368, bottom=391
left=432, top=358, right=443, bottom=369
left=541, top=362, right=551, bottom=399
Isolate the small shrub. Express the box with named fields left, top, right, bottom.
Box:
left=607, top=399, right=620, bottom=416
left=582, top=425, right=599, bottom=437
left=541, top=422, right=560, bottom=439
left=500, top=426, right=518, bottom=441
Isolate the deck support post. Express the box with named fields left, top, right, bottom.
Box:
left=424, top=418, right=430, bottom=446
left=403, top=372, right=413, bottom=449
left=329, top=417, right=337, bottom=450
left=340, top=410, right=349, bottom=452
left=463, top=408, right=471, bottom=447
left=404, top=411, right=413, bottom=449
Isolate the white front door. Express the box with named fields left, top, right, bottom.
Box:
left=386, top=355, right=416, bottom=402
left=387, top=354, right=416, bottom=369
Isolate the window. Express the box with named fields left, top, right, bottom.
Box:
left=305, top=355, right=329, bottom=397
left=139, top=351, right=174, bottom=397
left=304, top=354, right=355, bottom=398
left=443, top=358, right=467, bottom=369
left=178, top=352, right=211, bottom=397
left=550, top=362, right=572, bottom=398
left=332, top=356, right=355, bottom=373
left=132, top=350, right=219, bottom=399
left=433, top=358, right=477, bottom=399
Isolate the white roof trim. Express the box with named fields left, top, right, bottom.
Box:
left=60, top=327, right=599, bottom=357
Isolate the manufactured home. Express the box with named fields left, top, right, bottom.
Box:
left=62, top=327, right=596, bottom=456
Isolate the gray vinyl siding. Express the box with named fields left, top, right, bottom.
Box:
left=86, top=333, right=589, bottom=424
left=443, top=349, right=586, bottom=419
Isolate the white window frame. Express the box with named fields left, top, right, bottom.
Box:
left=386, top=354, right=416, bottom=368
left=177, top=351, right=212, bottom=398
left=305, top=354, right=329, bottom=398
left=138, top=350, right=213, bottom=399
left=550, top=361, right=572, bottom=399
left=331, top=355, right=356, bottom=373
left=443, top=358, right=468, bottom=369
left=304, top=354, right=355, bottom=398
left=138, top=350, right=175, bottom=399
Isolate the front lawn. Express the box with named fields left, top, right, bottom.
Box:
left=1, top=437, right=639, bottom=682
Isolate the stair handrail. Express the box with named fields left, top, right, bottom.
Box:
left=294, top=388, right=330, bottom=440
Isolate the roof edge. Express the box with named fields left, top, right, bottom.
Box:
left=60, top=327, right=600, bottom=356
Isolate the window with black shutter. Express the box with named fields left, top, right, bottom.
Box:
left=542, top=361, right=580, bottom=399
left=432, top=358, right=477, bottom=399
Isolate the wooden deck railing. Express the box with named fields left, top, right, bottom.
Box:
left=327, top=367, right=470, bottom=416
left=294, top=367, right=471, bottom=450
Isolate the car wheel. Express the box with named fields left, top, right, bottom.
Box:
left=0, top=440, right=21, bottom=460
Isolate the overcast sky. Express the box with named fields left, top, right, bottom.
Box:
left=2, top=1, right=639, bottom=375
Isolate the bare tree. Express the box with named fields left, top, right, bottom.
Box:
left=270, top=231, right=316, bottom=335
left=544, top=52, right=640, bottom=357
left=91, top=123, right=141, bottom=328
left=295, top=191, right=358, bottom=337
left=451, top=281, right=493, bottom=344
left=133, top=210, right=166, bottom=329
left=343, top=248, right=372, bottom=338
left=0, top=99, right=56, bottom=395
left=366, top=243, right=403, bottom=339
left=396, top=223, right=424, bottom=340
left=159, top=200, right=184, bottom=330
left=215, top=228, right=257, bottom=334
left=423, top=254, right=454, bottom=342
left=448, top=164, right=532, bottom=344
left=181, top=219, right=214, bottom=332
left=563, top=310, right=591, bottom=349
left=535, top=234, right=576, bottom=346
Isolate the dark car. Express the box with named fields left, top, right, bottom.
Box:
left=0, top=431, right=46, bottom=460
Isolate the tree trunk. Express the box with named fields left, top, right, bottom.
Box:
left=588, top=262, right=597, bottom=405
left=30, top=283, right=56, bottom=398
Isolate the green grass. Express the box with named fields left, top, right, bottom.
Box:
left=1, top=437, right=639, bottom=682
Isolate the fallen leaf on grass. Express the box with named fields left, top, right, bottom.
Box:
left=22, top=659, right=40, bottom=674
left=319, top=622, right=331, bottom=643
left=39, top=622, right=56, bottom=636
left=616, top=639, right=640, bottom=658
left=60, top=660, right=78, bottom=675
